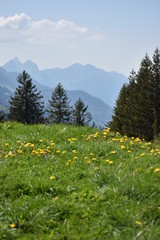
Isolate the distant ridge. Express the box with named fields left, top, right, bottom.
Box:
left=2, top=58, right=128, bottom=107
left=0, top=66, right=112, bottom=127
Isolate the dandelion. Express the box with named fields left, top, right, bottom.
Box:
left=120, top=138, right=124, bottom=143
left=140, top=153, right=145, bottom=157
left=94, top=167, right=99, bottom=170
left=109, top=161, right=113, bottom=165
left=72, top=150, right=77, bottom=154
left=25, top=143, right=30, bottom=147
left=10, top=223, right=16, bottom=228
left=84, top=157, right=88, bottom=160
left=62, top=151, right=66, bottom=154
left=74, top=156, right=78, bottom=160
left=39, top=139, right=43, bottom=143
left=106, top=160, right=110, bottom=163
left=5, top=143, right=9, bottom=147
left=66, top=160, right=71, bottom=166
left=130, top=141, right=133, bottom=145
left=154, top=168, right=160, bottom=173
left=111, top=151, right=116, bottom=154
left=136, top=221, right=142, bottom=226
left=121, top=145, right=125, bottom=149
left=128, top=150, right=131, bottom=153
left=50, top=176, right=55, bottom=180
left=56, top=150, right=60, bottom=154
left=92, top=157, right=96, bottom=161
left=51, top=142, right=55, bottom=146
left=17, top=149, right=22, bottom=154
left=90, top=153, right=94, bottom=156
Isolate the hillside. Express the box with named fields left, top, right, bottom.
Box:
left=0, top=122, right=160, bottom=239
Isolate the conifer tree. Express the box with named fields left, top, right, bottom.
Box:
left=72, top=98, right=92, bottom=126
left=152, top=48, right=160, bottom=137
left=109, top=84, right=129, bottom=134
left=109, top=49, right=160, bottom=140
left=47, top=83, right=71, bottom=123
left=9, top=71, right=44, bottom=124
left=135, top=54, right=154, bottom=140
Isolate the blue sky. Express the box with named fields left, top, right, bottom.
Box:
left=0, top=0, right=160, bottom=76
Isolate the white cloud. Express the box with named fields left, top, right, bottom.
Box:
left=0, top=13, right=30, bottom=29
left=0, top=13, right=87, bottom=43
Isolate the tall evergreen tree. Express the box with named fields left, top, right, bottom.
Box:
left=47, top=83, right=71, bottom=123
left=9, top=71, right=44, bottom=124
left=135, top=54, right=154, bottom=140
left=152, top=48, right=160, bottom=137
left=72, top=98, right=92, bottom=126
left=109, top=84, right=129, bottom=134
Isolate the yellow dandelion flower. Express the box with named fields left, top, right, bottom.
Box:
left=150, top=149, right=154, bottom=154
left=90, top=152, right=94, bottom=156
left=120, top=138, right=124, bottom=143
left=109, top=161, right=113, bottom=165
left=94, top=167, right=99, bottom=170
left=17, top=149, right=22, bottom=154
left=56, top=150, right=60, bottom=154
left=84, top=157, right=88, bottom=160
left=62, top=151, right=66, bottom=154
left=5, top=143, right=9, bottom=147
left=72, top=150, right=77, bottom=154
left=154, top=168, right=160, bottom=173
left=140, top=153, right=145, bottom=157
left=10, top=223, right=16, bottom=228
left=136, top=221, right=142, bottom=226
left=92, top=157, right=97, bottom=161
left=25, top=143, right=30, bottom=147
left=39, top=139, right=43, bottom=143
left=111, top=151, right=116, bottom=154
left=66, top=160, right=71, bottom=166
left=106, top=160, right=110, bottom=163
left=51, top=142, right=55, bottom=146
left=128, top=150, right=131, bottom=153
left=74, top=156, right=78, bottom=160
left=130, top=141, right=133, bottom=145
left=50, top=176, right=55, bottom=180
left=121, top=145, right=125, bottom=149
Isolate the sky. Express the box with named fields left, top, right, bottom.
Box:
left=0, top=0, right=160, bottom=76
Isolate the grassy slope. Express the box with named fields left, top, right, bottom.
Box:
left=0, top=122, right=160, bottom=240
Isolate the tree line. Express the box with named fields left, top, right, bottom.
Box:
left=7, top=71, right=92, bottom=126
left=109, top=48, right=160, bottom=141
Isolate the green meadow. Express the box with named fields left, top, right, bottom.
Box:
left=0, top=122, right=160, bottom=239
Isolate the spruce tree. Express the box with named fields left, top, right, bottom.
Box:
left=47, top=83, right=71, bottom=123
left=135, top=54, right=154, bottom=140
left=72, top=98, right=92, bottom=126
left=109, top=84, right=129, bottom=135
left=152, top=48, right=160, bottom=138
left=9, top=71, right=44, bottom=124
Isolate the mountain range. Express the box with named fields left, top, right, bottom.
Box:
left=0, top=58, right=128, bottom=127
